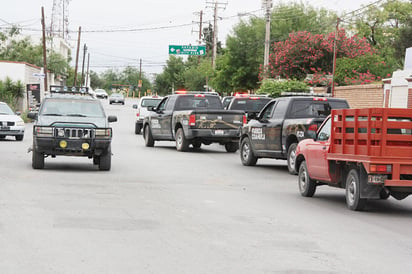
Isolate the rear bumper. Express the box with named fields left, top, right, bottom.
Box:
left=186, top=128, right=241, bottom=142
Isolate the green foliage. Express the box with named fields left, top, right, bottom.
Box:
left=183, top=59, right=214, bottom=91
left=256, top=79, right=309, bottom=97
left=335, top=54, right=393, bottom=85
left=0, top=78, right=24, bottom=109
left=154, top=56, right=185, bottom=95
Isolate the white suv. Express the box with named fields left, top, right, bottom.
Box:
left=133, top=95, right=163, bottom=134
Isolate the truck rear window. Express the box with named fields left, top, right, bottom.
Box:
left=141, top=99, right=161, bottom=108
left=175, top=96, right=223, bottom=110
left=289, top=100, right=348, bottom=118
left=229, top=98, right=271, bottom=112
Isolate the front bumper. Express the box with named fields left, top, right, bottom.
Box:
left=0, top=126, right=25, bottom=136
left=34, top=137, right=111, bottom=156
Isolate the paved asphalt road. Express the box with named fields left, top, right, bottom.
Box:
left=1, top=98, right=412, bottom=273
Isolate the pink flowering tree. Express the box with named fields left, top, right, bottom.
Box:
left=261, top=29, right=388, bottom=86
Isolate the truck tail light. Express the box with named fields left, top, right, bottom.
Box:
left=243, top=115, right=247, bottom=125
left=136, top=109, right=140, bottom=117
left=189, top=115, right=196, bottom=126
left=370, top=164, right=392, bottom=173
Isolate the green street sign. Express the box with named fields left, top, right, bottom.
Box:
left=169, top=45, right=206, bottom=56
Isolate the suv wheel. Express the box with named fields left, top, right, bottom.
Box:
left=135, top=123, right=142, bottom=134
left=287, top=143, right=298, bottom=175
left=99, top=146, right=111, bottom=171
left=225, top=142, right=239, bottom=153
left=32, top=146, right=44, bottom=169
left=144, top=125, right=154, bottom=147
left=240, top=137, right=257, bottom=166
left=176, top=128, right=189, bottom=152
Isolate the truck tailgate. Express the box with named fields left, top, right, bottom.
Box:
left=193, top=110, right=244, bottom=129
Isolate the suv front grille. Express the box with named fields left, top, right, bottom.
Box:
left=55, top=128, right=94, bottom=139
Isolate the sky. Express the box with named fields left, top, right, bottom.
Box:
left=0, top=0, right=378, bottom=77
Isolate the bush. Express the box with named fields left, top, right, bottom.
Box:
left=256, top=79, right=310, bottom=97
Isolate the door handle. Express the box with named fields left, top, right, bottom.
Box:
left=322, top=146, right=327, bottom=150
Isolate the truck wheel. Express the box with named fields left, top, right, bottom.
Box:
left=298, top=161, right=316, bottom=197
left=99, top=146, right=111, bottom=171
left=240, top=137, right=257, bottom=166
left=15, top=135, right=24, bottom=141
left=176, top=128, right=189, bottom=152
left=225, top=142, right=239, bottom=153
left=135, top=123, right=142, bottom=134
left=192, top=141, right=202, bottom=149
left=144, top=125, right=154, bottom=147
left=32, top=147, right=44, bottom=169
left=345, top=168, right=366, bottom=211
left=287, top=143, right=298, bottom=175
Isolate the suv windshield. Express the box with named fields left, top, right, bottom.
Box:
left=229, top=97, right=271, bottom=112
left=40, top=99, right=105, bottom=118
left=141, top=98, right=161, bottom=108
left=0, top=103, right=14, bottom=115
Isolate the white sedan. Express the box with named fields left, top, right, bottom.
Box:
left=0, top=102, right=25, bottom=141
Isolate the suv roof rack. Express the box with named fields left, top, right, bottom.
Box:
left=280, top=92, right=332, bottom=97
left=49, top=85, right=93, bottom=97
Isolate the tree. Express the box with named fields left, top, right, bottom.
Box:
left=183, top=58, right=214, bottom=91
left=154, top=56, right=185, bottom=94
left=0, top=77, right=24, bottom=109
left=394, top=15, right=412, bottom=63
left=265, top=30, right=376, bottom=83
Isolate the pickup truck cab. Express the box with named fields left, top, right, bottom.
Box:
left=143, top=92, right=246, bottom=152
left=240, top=96, right=349, bottom=174
left=295, top=108, right=412, bottom=211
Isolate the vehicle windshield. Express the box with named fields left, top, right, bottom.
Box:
left=290, top=100, right=348, bottom=118
left=175, top=95, right=223, bottom=110
left=0, top=103, right=15, bottom=115
left=229, top=98, right=272, bottom=112
left=40, top=99, right=105, bottom=118
left=141, top=98, right=161, bottom=108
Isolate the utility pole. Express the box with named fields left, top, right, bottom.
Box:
left=73, top=26, right=81, bottom=87
left=85, top=53, right=90, bottom=88
left=41, top=7, right=48, bottom=92
left=332, top=18, right=340, bottom=97
left=207, top=1, right=227, bottom=69
left=80, top=43, right=87, bottom=87
left=138, top=58, right=142, bottom=97
left=198, top=10, right=203, bottom=64
left=263, top=0, right=272, bottom=79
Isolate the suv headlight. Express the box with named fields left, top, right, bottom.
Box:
left=95, top=128, right=112, bottom=138
left=35, top=126, right=54, bottom=137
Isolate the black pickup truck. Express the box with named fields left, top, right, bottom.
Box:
left=239, top=96, right=349, bottom=174
left=142, top=93, right=246, bottom=152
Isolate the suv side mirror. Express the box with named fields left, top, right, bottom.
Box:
left=27, top=112, right=38, bottom=120
left=132, top=104, right=138, bottom=109
left=306, top=130, right=317, bottom=140
left=108, top=115, right=117, bottom=123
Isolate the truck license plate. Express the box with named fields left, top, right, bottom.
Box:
left=215, top=129, right=224, bottom=135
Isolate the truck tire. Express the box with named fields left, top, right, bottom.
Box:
left=15, top=135, right=24, bottom=141
left=287, top=143, right=298, bottom=175
left=240, top=137, right=257, bottom=166
left=345, top=168, right=366, bottom=211
left=225, top=142, right=239, bottom=153
left=32, top=147, right=44, bottom=169
left=176, top=128, right=189, bottom=152
left=144, top=125, right=154, bottom=147
left=135, top=123, right=142, bottom=135
left=99, top=146, right=111, bottom=171
left=192, top=141, right=202, bottom=149
left=298, top=160, right=316, bottom=197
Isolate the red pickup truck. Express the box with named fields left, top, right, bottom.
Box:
left=295, top=108, right=412, bottom=211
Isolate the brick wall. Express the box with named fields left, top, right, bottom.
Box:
left=313, top=84, right=384, bottom=109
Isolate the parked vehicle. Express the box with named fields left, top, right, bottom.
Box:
left=240, top=96, right=349, bottom=174
left=0, top=101, right=25, bottom=141
left=143, top=92, right=246, bottom=152
left=226, top=94, right=272, bottom=121
left=27, top=89, right=117, bottom=170
left=109, top=93, right=125, bottom=105
left=95, top=89, right=108, bottom=99
left=295, top=108, right=412, bottom=211
left=133, top=95, right=163, bottom=134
